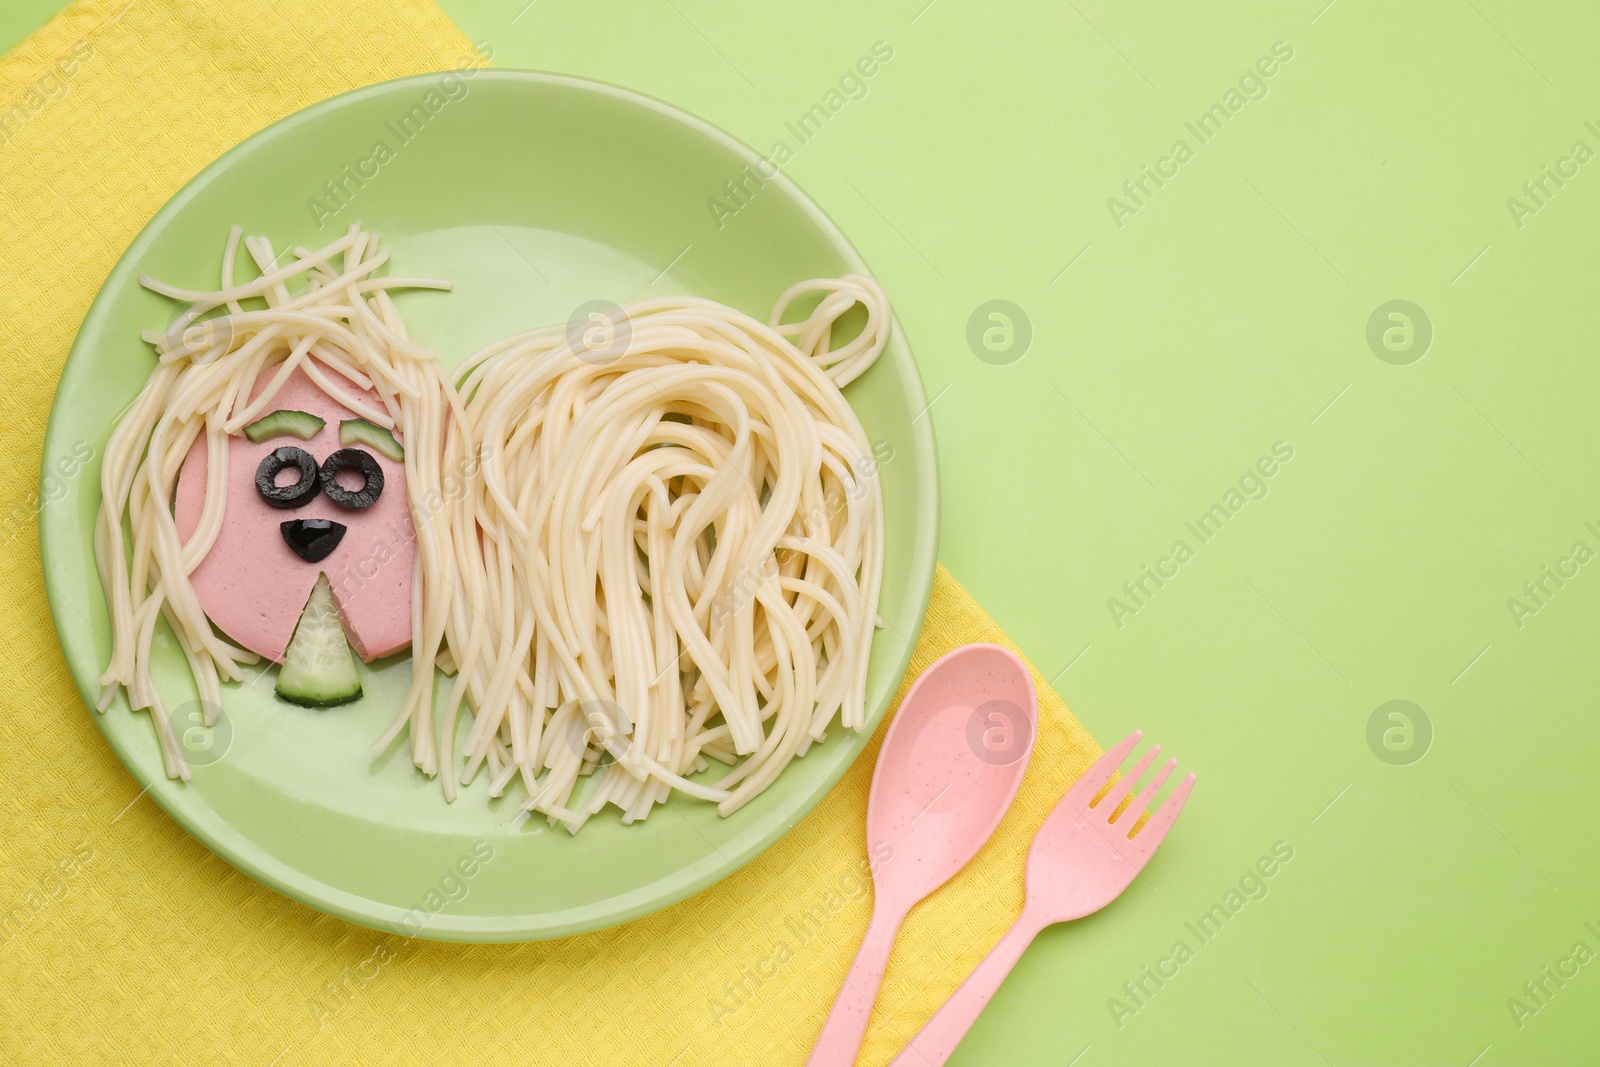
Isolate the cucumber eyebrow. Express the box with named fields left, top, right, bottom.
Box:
left=242, top=409, right=326, bottom=442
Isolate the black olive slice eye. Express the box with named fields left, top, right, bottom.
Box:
left=255, top=446, right=320, bottom=509
left=319, top=448, right=384, bottom=509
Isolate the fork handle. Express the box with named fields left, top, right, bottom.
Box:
left=885, top=913, right=1044, bottom=1067
left=807, top=906, right=905, bottom=1067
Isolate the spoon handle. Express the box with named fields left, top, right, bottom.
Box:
left=807, top=907, right=904, bottom=1067
left=885, top=914, right=1043, bottom=1067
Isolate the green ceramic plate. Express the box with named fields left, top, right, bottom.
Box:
left=39, top=71, right=937, bottom=942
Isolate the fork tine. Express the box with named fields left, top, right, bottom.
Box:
left=1113, top=757, right=1178, bottom=830
left=1066, top=730, right=1142, bottom=805
left=1128, top=772, right=1196, bottom=855
left=1093, top=744, right=1160, bottom=820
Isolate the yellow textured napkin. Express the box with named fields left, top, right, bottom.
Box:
left=0, top=3, right=1103, bottom=1064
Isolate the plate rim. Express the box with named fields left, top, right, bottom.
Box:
left=40, top=67, right=940, bottom=942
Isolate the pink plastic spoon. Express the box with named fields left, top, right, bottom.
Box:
left=807, top=643, right=1037, bottom=1067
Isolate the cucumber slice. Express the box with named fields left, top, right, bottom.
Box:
left=339, top=418, right=404, bottom=462
left=275, top=574, right=362, bottom=707
left=243, top=409, right=325, bottom=443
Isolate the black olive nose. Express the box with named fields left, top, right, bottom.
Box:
left=280, top=518, right=347, bottom=563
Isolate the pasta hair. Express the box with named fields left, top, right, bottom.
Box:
left=97, top=225, right=458, bottom=780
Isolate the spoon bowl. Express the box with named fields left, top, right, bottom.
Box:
left=866, top=644, right=1038, bottom=908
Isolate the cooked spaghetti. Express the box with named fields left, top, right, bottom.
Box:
left=99, top=227, right=890, bottom=831
left=437, top=275, right=889, bottom=829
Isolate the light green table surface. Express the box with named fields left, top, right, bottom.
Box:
left=7, top=2, right=1598, bottom=1064
left=0, top=0, right=63, bottom=50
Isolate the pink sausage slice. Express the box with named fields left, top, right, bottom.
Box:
left=174, top=367, right=414, bottom=663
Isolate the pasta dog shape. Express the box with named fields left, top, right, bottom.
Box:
left=95, top=226, right=889, bottom=832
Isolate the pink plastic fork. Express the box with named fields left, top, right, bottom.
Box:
left=887, top=731, right=1195, bottom=1067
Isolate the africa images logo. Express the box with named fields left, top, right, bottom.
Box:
left=1107, top=441, right=1295, bottom=628
left=1105, top=41, right=1295, bottom=229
